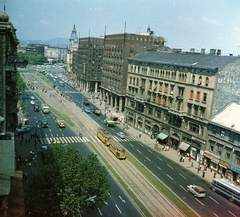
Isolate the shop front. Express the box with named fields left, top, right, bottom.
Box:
left=228, top=164, right=240, bottom=182
left=178, top=142, right=190, bottom=155
left=204, top=150, right=220, bottom=172
left=218, top=160, right=228, bottom=177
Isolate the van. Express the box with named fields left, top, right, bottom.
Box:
left=187, top=184, right=206, bottom=198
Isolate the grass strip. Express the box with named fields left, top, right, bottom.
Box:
left=88, top=142, right=152, bottom=217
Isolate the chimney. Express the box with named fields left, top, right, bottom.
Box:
left=201, top=48, right=205, bottom=54
left=190, top=48, right=195, bottom=53
left=210, top=49, right=216, bottom=55
left=217, top=49, right=221, bottom=55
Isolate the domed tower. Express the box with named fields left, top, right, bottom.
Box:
left=66, top=25, right=79, bottom=74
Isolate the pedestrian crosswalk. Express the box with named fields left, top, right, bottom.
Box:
left=39, top=135, right=136, bottom=145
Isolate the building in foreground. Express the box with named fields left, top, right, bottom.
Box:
left=207, top=102, right=240, bottom=182
left=125, top=49, right=240, bottom=166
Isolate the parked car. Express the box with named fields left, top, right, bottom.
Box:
left=41, top=119, right=48, bottom=128
left=34, top=104, right=40, bottom=112
left=84, top=107, right=91, bottom=114
left=187, top=184, right=206, bottom=198
left=30, top=100, right=35, bottom=105
left=117, top=132, right=127, bottom=139
left=16, top=127, right=30, bottom=134
left=30, top=96, right=35, bottom=100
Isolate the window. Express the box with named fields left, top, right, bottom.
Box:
left=190, top=90, right=194, bottom=99
left=159, top=82, right=163, bottom=92
left=198, top=76, right=202, bottom=85
left=187, top=104, right=192, bottom=114
left=163, top=96, right=167, bottom=105
left=203, top=93, right=207, bottom=102
left=189, top=122, right=200, bottom=134
left=212, top=127, right=217, bottom=134
left=205, top=77, right=209, bottom=86
left=164, top=83, right=169, bottom=93
left=210, top=145, right=214, bottom=152
left=220, top=130, right=225, bottom=138
left=148, top=108, right=153, bottom=115
left=194, top=105, right=198, bottom=116
left=226, top=153, right=230, bottom=159
left=196, top=91, right=200, bottom=101
left=192, top=75, right=195, bottom=84
left=229, top=133, right=234, bottom=142
left=156, top=110, right=161, bottom=118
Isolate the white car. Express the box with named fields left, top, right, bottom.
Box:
left=30, top=96, right=35, bottom=100
left=30, top=100, right=35, bottom=105
left=187, top=184, right=206, bottom=198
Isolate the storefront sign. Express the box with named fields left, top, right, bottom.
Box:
left=219, top=160, right=228, bottom=169
left=211, top=157, right=219, bottom=164
left=228, top=164, right=240, bottom=173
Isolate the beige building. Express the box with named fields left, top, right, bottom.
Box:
left=125, top=49, right=239, bottom=163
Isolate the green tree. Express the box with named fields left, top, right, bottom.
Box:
left=25, top=145, right=111, bottom=216
left=18, top=52, right=47, bottom=65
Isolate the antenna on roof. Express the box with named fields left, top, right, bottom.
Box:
left=4, top=0, right=6, bottom=11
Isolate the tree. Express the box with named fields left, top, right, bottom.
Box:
left=25, top=145, right=111, bottom=216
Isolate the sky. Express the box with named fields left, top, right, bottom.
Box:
left=3, top=0, right=240, bottom=56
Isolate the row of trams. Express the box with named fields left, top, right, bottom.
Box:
left=97, top=127, right=126, bottom=160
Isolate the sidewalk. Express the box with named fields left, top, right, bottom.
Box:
left=81, top=90, right=220, bottom=184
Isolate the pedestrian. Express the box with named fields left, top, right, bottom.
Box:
left=182, top=156, right=185, bottom=162
left=179, top=155, right=182, bottom=162
left=139, top=132, right=142, bottom=138
left=214, top=172, right=216, bottom=178
left=202, top=171, right=205, bottom=178
left=188, top=156, right=191, bottom=162
left=34, top=159, right=37, bottom=166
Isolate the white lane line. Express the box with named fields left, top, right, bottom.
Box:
left=157, top=166, right=161, bottom=170
left=167, top=164, right=173, bottom=170
left=228, top=210, right=237, bottom=217
left=97, top=207, right=103, bottom=216
left=157, top=156, right=162, bottom=161
left=129, top=143, right=134, bottom=147
left=145, top=156, right=151, bottom=161
left=166, top=174, right=173, bottom=180
left=137, top=149, right=142, bottom=154
left=209, top=196, right=219, bottom=204
left=148, top=149, right=153, bottom=153
left=115, top=204, right=122, bottom=214
left=195, top=198, right=204, bottom=206
left=180, top=185, right=188, bottom=192
left=119, top=195, right=126, bottom=203
left=179, top=173, right=186, bottom=179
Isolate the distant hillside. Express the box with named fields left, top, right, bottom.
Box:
left=19, top=38, right=69, bottom=48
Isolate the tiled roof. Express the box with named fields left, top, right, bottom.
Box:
left=128, top=50, right=238, bottom=71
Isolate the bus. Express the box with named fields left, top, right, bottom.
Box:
left=210, top=178, right=240, bottom=205
left=109, top=139, right=126, bottom=160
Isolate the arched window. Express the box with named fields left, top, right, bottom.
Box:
left=198, top=76, right=202, bottom=85
left=192, top=75, right=195, bottom=84
left=205, top=77, right=209, bottom=86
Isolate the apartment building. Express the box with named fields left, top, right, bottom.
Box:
left=26, top=43, right=44, bottom=55
left=206, top=102, right=240, bottom=182
left=75, top=37, right=104, bottom=92
left=44, top=45, right=67, bottom=63
left=125, top=49, right=239, bottom=163
left=100, top=28, right=165, bottom=112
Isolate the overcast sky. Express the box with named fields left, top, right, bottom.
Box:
left=4, top=0, right=240, bottom=55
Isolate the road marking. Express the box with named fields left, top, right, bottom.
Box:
left=119, top=195, right=126, bottom=203
left=137, top=149, right=142, bottom=154
left=179, top=173, right=186, bottom=179
left=157, top=166, right=161, bottom=170
left=90, top=136, right=96, bottom=142
left=115, top=204, right=122, bottom=214
left=166, top=174, right=173, bottom=180
left=148, top=149, right=153, bottom=153
left=167, top=164, right=173, bottom=170
left=180, top=185, right=187, bottom=192
left=228, top=210, right=237, bottom=217
left=157, top=156, right=162, bottom=161
left=209, top=196, right=219, bottom=204
left=195, top=198, right=204, bottom=206
left=97, top=207, right=103, bottom=216
left=213, top=213, right=219, bottom=217
left=129, top=143, right=134, bottom=147
left=59, top=137, right=65, bottom=143
left=145, top=156, right=151, bottom=161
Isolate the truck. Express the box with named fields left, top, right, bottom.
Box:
left=103, top=118, right=115, bottom=127
left=111, top=114, right=122, bottom=124
left=41, top=104, right=50, bottom=114
left=97, top=127, right=111, bottom=146
left=56, top=119, right=65, bottom=128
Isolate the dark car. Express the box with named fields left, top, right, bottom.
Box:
left=34, top=104, right=40, bottom=112
left=41, top=119, right=48, bottom=128
left=16, top=126, right=30, bottom=134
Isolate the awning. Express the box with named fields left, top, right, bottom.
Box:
left=178, top=142, right=190, bottom=151
left=156, top=133, right=168, bottom=140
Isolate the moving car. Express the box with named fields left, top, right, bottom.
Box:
left=30, top=100, right=35, bottom=105
left=30, top=96, right=35, bottom=100
left=84, top=107, right=91, bottom=114
left=84, top=99, right=90, bottom=105
left=117, top=132, right=127, bottom=139
left=41, top=119, right=48, bottom=128
left=187, top=184, right=206, bottom=198
left=103, top=118, right=115, bottom=127
left=56, top=119, right=65, bottom=128
left=34, top=104, right=40, bottom=112
left=16, top=127, right=30, bottom=134
left=93, top=108, right=101, bottom=115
